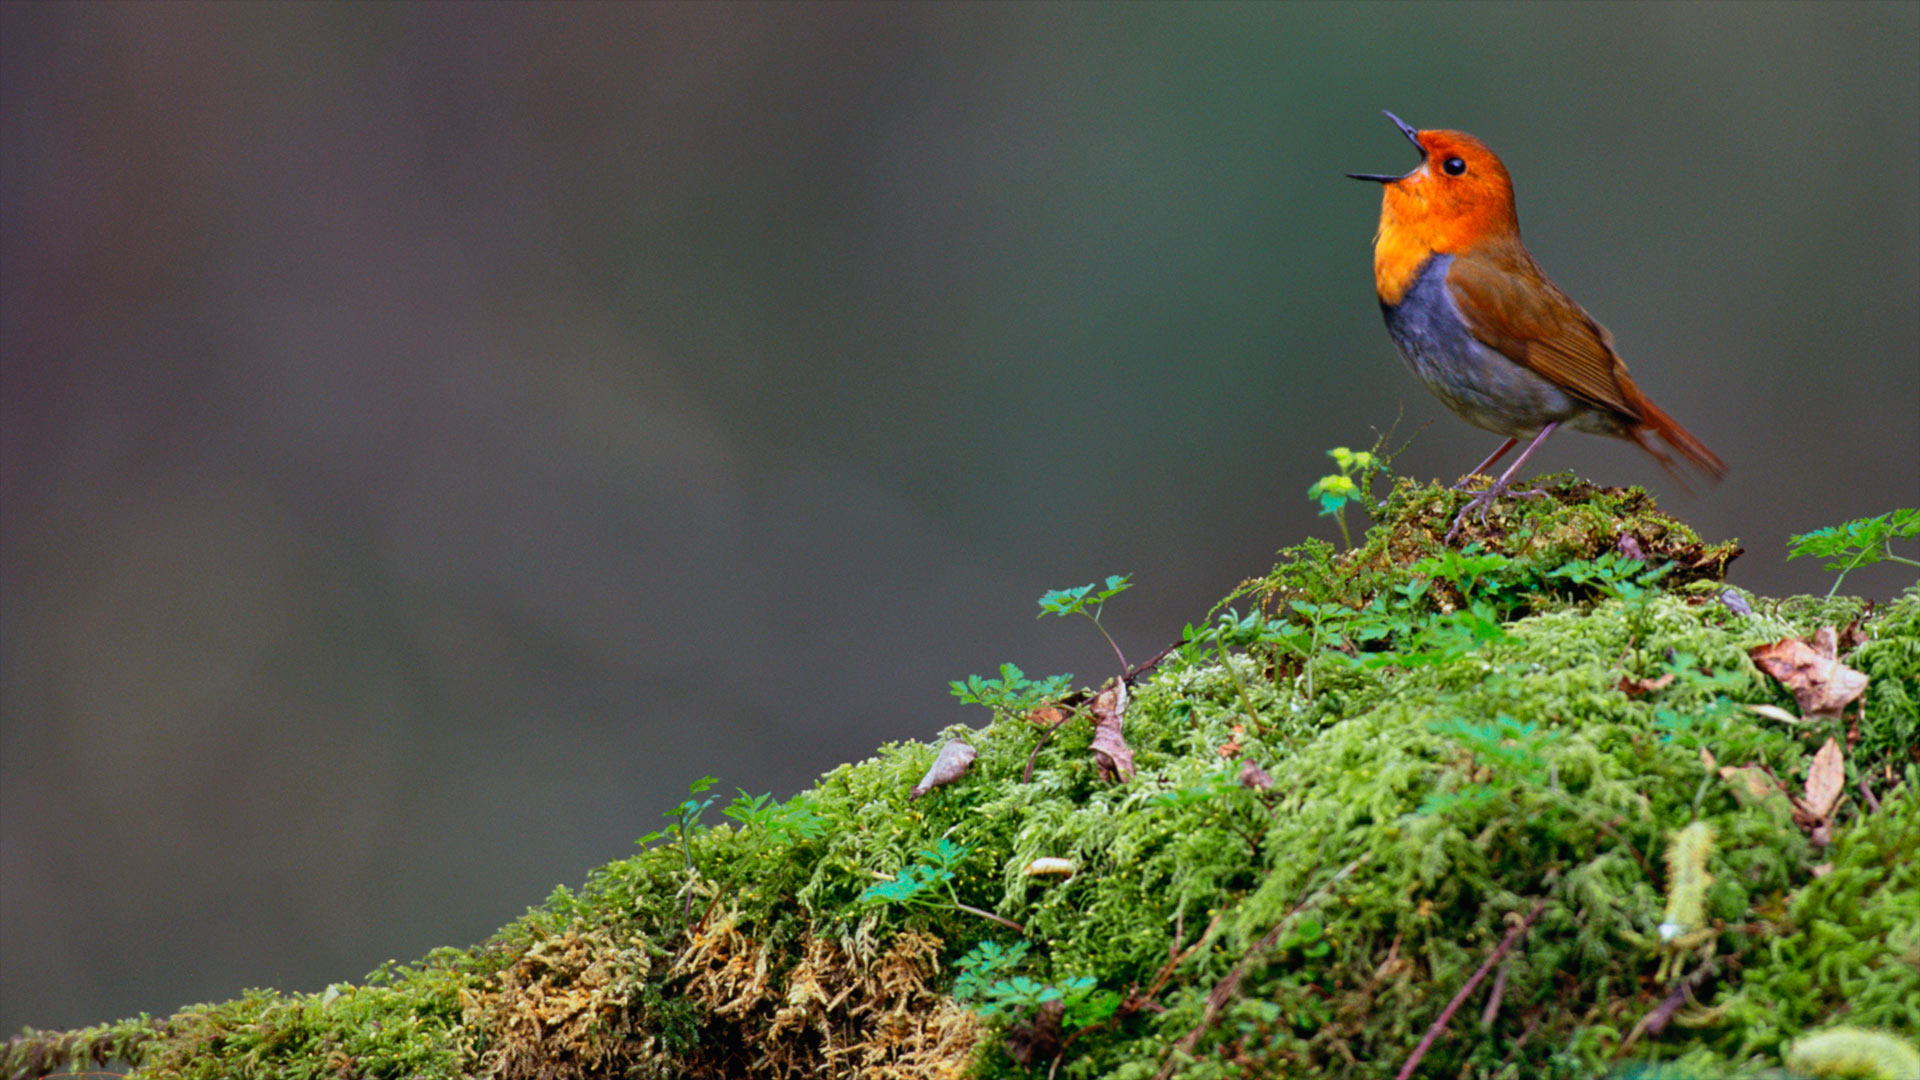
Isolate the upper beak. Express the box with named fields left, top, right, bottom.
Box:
left=1346, top=110, right=1425, bottom=183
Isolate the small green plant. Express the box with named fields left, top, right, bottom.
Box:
left=1788, top=508, right=1920, bottom=598
left=636, top=776, right=722, bottom=924
left=1039, top=574, right=1134, bottom=677
left=972, top=974, right=1121, bottom=1028
left=1411, top=544, right=1518, bottom=607
left=858, top=837, right=969, bottom=909
left=949, top=662, right=1074, bottom=714
left=1307, top=445, right=1388, bottom=549
left=1274, top=912, right=1333, bottom=959
left=1179, top=608, right=1304, bottom=728
left=952, top=940, right=1031, bottom=1003
left=858, top=838, right=1024, bottom=932
left=953, top=942, right=1122, bottom=1059
left=1149, top=767, right=1274, bottom=857
left=1420, top=716, right=1561, bottom=816
left=721, top=789, right=828, bottom=845
left=1546, top=551, right=1673, bottom=601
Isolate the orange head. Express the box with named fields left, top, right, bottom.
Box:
left=1349, top=112, right=1522, bottom=302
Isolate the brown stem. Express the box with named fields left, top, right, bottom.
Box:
left=1153, top=854, right=1371, bottom=1080
left=1023, top=723, right=1065, bottom=783
left=1395, top=899, right=1548, bottom=1080
left=1479, top=955, right=1512, bottom=1028
left=1617, top=955, right=1721, bottom=1056
left=1047, top=910, right=1226, bottom=1080
left=953, top=902, right=1025, bottom=934
left=1858, top=776, right=1882, bottom=814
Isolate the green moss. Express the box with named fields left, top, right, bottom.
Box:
left=6, top=479, right=1914, bottom=1080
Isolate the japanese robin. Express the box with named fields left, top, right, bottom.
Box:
left=1349, top=112, right=1725, bottom=541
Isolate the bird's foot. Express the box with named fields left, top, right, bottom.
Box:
left=1444, top=481, right=1544, bottom=544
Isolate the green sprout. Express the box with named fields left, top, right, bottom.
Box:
left=634, top=776, right=721, bottom=926
left=1787, top=509, right=1920, bottom=598
left=1038, top=574, right=1134, bottom=678
left=1307, top=446, right=1386, bottom=549
left=949, top=662, right=1074, bottom=714
left=858, top=838, right=1023, bottom=932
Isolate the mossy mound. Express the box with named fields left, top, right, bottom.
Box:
left=7, top=479, right=1916, bottom=1080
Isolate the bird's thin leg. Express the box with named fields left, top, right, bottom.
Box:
left=1445, top=423, right=1559, bottom=544
left=1451, top=437, right=1519, bottom=491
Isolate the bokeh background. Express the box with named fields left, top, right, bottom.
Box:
left=3, top=1, right=1915, bottom=1032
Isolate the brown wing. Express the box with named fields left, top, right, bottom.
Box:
left=1444, top=244, right=1639, bottom=419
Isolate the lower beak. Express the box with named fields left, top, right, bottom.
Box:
left=1348, top=109, right=1424, bottom=183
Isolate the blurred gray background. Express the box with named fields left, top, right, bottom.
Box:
left=2, top=2, right=1915, bottom=1032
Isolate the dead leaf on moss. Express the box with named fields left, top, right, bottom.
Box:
left=1618, top=672, right=1677, bottom=697
left=1743, top=703, right=1805, bottom=725
left=1028, top=706, right=1069, bottom=729
left=1837, top=612, right=1868, bottom=653
left=1089, top=684, right=1135, bottom=782
left=1217, top=723, right=1245, bottom=759
left=1238, top=760, right=1273, bottom=790
left=1748, top=629, right=1868, bottom=718
left=1718, top=765, right=1790, bottom=813
left=1791, top=738, right=1847, bottom=838
left=910, top=740, right=976, bottom=800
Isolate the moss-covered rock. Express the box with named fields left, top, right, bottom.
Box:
left=7, top=479, right=1916, bottom=1080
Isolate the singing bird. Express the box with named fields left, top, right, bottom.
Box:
left=1349, top=112, right=1725, bottom=541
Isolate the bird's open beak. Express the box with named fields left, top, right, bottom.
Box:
left=1346, top=110, right=1425, bottom=183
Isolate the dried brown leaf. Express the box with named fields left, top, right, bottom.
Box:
left=1618, top=672, right=1677, bottom=697
left=1003, top=999, right=1065, bottom=1066
left=1089, top=684, right=1135, bottom=782
left=909, top=740, right=977, bottom=800
left=1837, top=614, right=1868, bottom=653
left=1801, top=737, right=1846, bottom=822
left=1218, top=723, right=1245, bottom=759
left=1718, top=765, right=1788, bottom=810
left=1743, top=703, right=1805, bottom=725
left=1238, top=760, right=1273, bottom=791
left=1748, top=632, right=1869, bottom=718
left=1028, top=706, right=1069, bottom=729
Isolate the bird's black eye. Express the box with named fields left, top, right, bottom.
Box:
left=1442, top=156, right=1467, bottom=176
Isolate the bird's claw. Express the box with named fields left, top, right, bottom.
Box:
left=1443, top=483, right=1543, bottom=544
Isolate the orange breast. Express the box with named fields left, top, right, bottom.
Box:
left=1373, top=226, right=1435, bottom=306
left=1371, top=167, right=1519, bottom=306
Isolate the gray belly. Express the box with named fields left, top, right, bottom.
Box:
left=1383, top=255, right=1620, bottom=439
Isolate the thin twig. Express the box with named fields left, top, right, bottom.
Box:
left=1124, top=641, right=1181, bottom=685
left=1048, top=911, right=1225, bottom=1080
left=1859, top=775, right=1882, bottom=814
left=1493, top=1010, right=1542, bottom=1077
left=953, top=902, right=1025, bottom=934
left=1153, top=854, right=1371, bottom=1080
left=1395, top=899, right=1548, bottom=1080
left=1022, top=717, right=1070, bottom=783
left=1617, top=955, right=1721, bottom=1056
left=1480, top=955, right=1512, bottom=1028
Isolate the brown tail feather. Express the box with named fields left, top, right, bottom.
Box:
left=1624, top=388, right=1726, bottom=483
